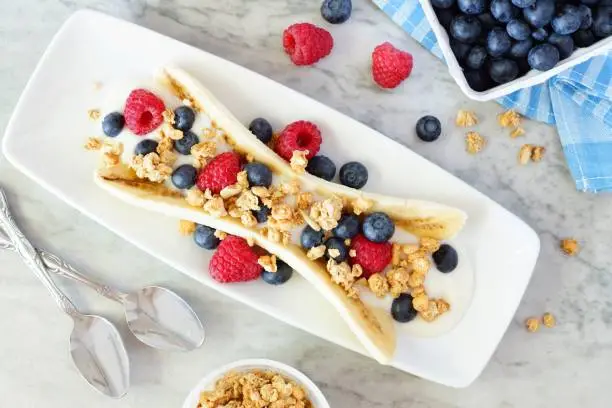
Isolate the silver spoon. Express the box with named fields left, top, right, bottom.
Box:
left=0, top=188, right=129, bottom=398
left=0, top=222, right=205, bottom=352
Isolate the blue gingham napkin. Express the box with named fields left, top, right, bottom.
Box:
left=373, top=0, right=612, bottom=193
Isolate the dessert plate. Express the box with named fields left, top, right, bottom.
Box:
left=2, top=10, right=539, bottom=387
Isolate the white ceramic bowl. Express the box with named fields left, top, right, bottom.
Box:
left=181, top=359, right=330, bottom=408
left=419, top=0, right=612, bottom=101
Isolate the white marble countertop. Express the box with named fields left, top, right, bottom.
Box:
left=1, top=0, right=612, bottom=407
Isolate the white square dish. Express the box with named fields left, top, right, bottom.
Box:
left=2, top=10, right=540, bottom=387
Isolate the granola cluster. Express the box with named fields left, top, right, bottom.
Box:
left=518, top=144, right=545, bottom=164
left=525, top=312, right=556, bottom=333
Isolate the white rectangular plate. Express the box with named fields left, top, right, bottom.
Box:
left=2, top=10, right=539, bottom=387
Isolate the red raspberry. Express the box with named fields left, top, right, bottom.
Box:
left=196, top=152, right=241, bottom=194
left=350, top=234, right=392, bottom=278
left=123, top=89, right=166, bottom=135
left=283, top=23, right=333, bottom=66
left=371, top=42, right=413, bottom=89
left=275, top=120, right=322, bottom=161
left=209, top=236, right=262, bottom=283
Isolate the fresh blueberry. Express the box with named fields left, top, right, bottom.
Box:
left=306, top=155, right=336, bottom=181
left=458, top=0, right=486, bottom=15
left=487, top=27, right=512, bottom=57
left=509, top=38, right=534, bottom=57
left=174, top=130, right=199, bottom=155
left=491, top=0, right=519, bottom=23
left=507, top=19, right=532, bottom=40
left=333, top=214, right=360, bottom=239
left=573, top=28, right=597, bottom=46
left=134, top=139, right=158, bottom=156
left=450, top=15, right=482, bottom=43
left=261, top=260, right=294, bottom=285
left=432, top=244, right=459, bottom=273
left=321, top=0, right=352, bottom=24
left=580, top=0, right=600, bottom=5
left=528, top=43, right=560, bottom=70
left=324, top=237, right=348, bottom=262
left=523, top=0, right=556, bottom=28
left=578, top=5, right=593, bottom=29
left=466, top=45, right=488, bottom=69
left=432, top=0, right=456, bottom=8
left=548, top=33, right=575, bottom=58
left=477, top=12, right=499, bottom=30
left=593, top=6, right=612, bottom=37
left=339, top=162, right=368, bottom=189
left=391, top=293, right=418, bottom=323
left=301, top=225, right=325, bottom=249
left=511, top=0, right=535, bottom=8
left=193, top=225, right=220, bottom=250
left=489, top=58, right=519, bottom=83
left=415, top=115, right=442, bottom=142
left=532, top=27, right=549, bottom=41
left=244, top=162, right=273, bottom=187
left=362, top=212, right=395, bottom=243
left=248, top=118, right=273, bottom=144
left=171, top=164, right=197, bottom=189
left=101, top=112, right=125, bottom=137
left=451, top=40, right=473, bottom=63
left=552, top=5, right=582, bottom=35
left=465, top=69, right=494, bottom=91
left=173, top=106, right=196, bottom=131
left=253, top=204, right=271, bottom=223
left=436, top=6, right=458, bottom=29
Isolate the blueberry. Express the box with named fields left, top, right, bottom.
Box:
left=578, top=5, right=593, bottom=29
left=101, top=112, right=125, bottom=137
left=248, top=117, right=273, bottom=144
left=489, top=58, right=519, bottom=83
left=573, top=28, right=597, bottom=46
left=487, top=27, right=512, bottom=57
left=306, top=155, right=336, bottom=181
left=432, top=244, right=459, bottom=273
left=450, top=15, right=482, bottom=43
left=321, top=0, right=352, bottom=24
left=458, top=0, right=486, bottom=15
left=333, top=214, right=360, bottom=239
left=301, top=225, right=324, bottom=249
left=171, top=164, right=197, bottom=189
left=510, top=38, right=534, bottom=57
left=552, top=5, right=582, bottom=35
left=465, top=69, right=494, bottom=91
left=415, top=115, right=442, bottom=142
left=477, top=12, right=499, bottom=30
left=362, top=212, right=395, bottom=243
left=436, top=7, right=458, bottom=29
left=173, top=106, right=196, bottom=131
left=523, top=0, right=556, bottom=28
left=580, top=0, right=600, bottom=5
left=532, top=27, right=549, bottom=41
left=244, top=162, right=272, bottom=187
left=593, top=6, right=612, bottom=37
left=451, top=40, right=473, bottom=63
left=262, top=260, right=293, bottom=285
left=466, top=45, right=488, bottom=69
left=134, top=139, right=158, bottom=156
left=253, top=204, right=271, bottom=223
left=507, top=19, right=532, bottom=40
left=339, top=162, right=368, bottom=189
left=432, top=0, right=456, bottom=8
left=548, top=33, right=575, bottom=58
left=511, top=0, right=535, bottom=8
left=324, top=237, right=348, bottom=262
left=491, top=0, right=519, bottom=23
left=174, top=130, right=199, bottom=155
left=193, top=225, right=220, bottom=250
left=528, top=43, right=560, bottom=70
left=391, top=294, right=418, bottom=323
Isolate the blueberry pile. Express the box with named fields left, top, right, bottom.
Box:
left=434, top=0, right=612, bottom=91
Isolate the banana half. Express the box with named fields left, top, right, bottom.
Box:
left=94, top=67, right=468, bottom=364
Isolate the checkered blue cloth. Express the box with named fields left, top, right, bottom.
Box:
left=374, top=0, right=612, bottom=193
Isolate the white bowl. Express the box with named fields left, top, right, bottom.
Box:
left=419, top=0, right=612, bottom=101
left=181, top=359, right=330, bottom=408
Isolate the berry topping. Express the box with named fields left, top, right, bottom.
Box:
left=487, top=27, right=512, bottom=57
left=306, top=155, right=336, bottom=181
left=275, top=120, right=322, bottom=161
left=339, top=161, right=368, bottom=189
left=332, top=214, right=360, bottom=239
left=171, top=164, right=198, bottom=190
left=349, top=234, right=392, bottom=277
left=283, top=23, right=333, bottom=66
left=193, top=225, right=220, bottom=250
left=552, top=5, right=582, bottom=35
left=196, top=152, right=242, bottom=194
left=528, top=43, right=560, bottom=70
left=209, top=236, right=262, bottom=283
left=262, top=260, right=294, bottom=285
left=465, top=45, right=488, bottom=70
left=248, top=118, right=274, bottom=144
left=507, top=18, right=532, bottom=40
left=371, top=42, right=414, bottom=89
left=134, top=139, right=158, bottom=156
left=433, top=243, right=459, bottom=273
left=450, top=15, right=482, bottom=43
left=321, top=0, right=352, bottom=24
left=173, top=106, right=196, bottom=131
left=123, top=89, right=165, bottom=135
left=174, top=130, right=200, bottom=155
left=324, top=237, right=349, bottom=262
left=362, top=212, right=395, bottom=243
left=416, top=115, right=442, bottom=142
left=101, top=112, right=125, bottom=137
left=523, top=0, right=555, bottom=29
left=458, top=0, right=486, bottom=15
left=300, top=225, right=325, bottom=249
left=253, top=205, right=271, bottom=224
left=391, top=294, right=418, bottom=323
left=491, top=0, right=519, bottom=23
left=244, top=162, right=273, bottom=187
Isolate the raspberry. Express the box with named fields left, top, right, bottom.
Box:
left=123, top=89, right=166, bottom=135
left=209, top=236, right=262, bottom=283
left=283, top=23, right=333, bottom=66
left=196, top=152, right=241, bottom=194
left=371, top=42, right=413, bottom=89
left=275, top=120, right=322, bottom=161
left=350, top=234, right=392, bottom=278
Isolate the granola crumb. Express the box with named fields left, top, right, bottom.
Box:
left=296, top=192, right=313, bottom=210
left=419, top=300, right=442, bottom=322
left=456, top=109, right=478, bottom=127
left=191, top=141, right=217, bottom=160
left=498, top=109, right=522, bottom=128
left=161, top=123, right=183, bottom=140
left=102, top=152, right=121, bottom=167
left=525, top=317, right=540, bottom=332
left=328, top=248, right=341, bottom=258
left=245, top=153, right=254, bottom=163
left=411, top=256, right=431, bottom=274
left=202, top=127, right=216, bottom=139
left=310, top=196, right=343, bottom=231
left=519, top=144, right=534, bottom=165
left=349, top=249, right=357, bottom=257
left=246, top=236, right=255, bottom=246
left=280, top=179, right=301, bottom=195
left=203, top=196, right=227, bottom=217
left=236, top=190, right=260, bottom=211
left=214, top=230, right=227, bottom=240
left=240, top=212, right=258, bottom=227
left=186, top=188, right=205, bottom=207
left=258, top=254, right=278, bottom=272
left=419, top=237, right=440, bottom=253
left=220, top=183, right=243, bottom=199
left=412, top=293, right=429, bottom=312
left=162, top=108, right=175, bottom=125
left=84, top=137, right=103, bottom=151
left=392, top=243, right=401, bottom=266
left=306, top=245, right=326, bottom=260
left=344, top=238, right=351, bottom=246
left=435, top=299, right=450, bottom=314
left=560, top=238, right=579, bottom=256
left=466, top=131, right=485, bottom=154
left=178, top=220, right=196, bottom=236
left=352, top=196, right=373, bottom=215
left=290, top=150, right=309, bottom=174
left=402, top=243, right=420, bottom=255
left=251, top=186, right=271, bottom=198
left=510, top=127, right=525, bottom=138
left=130, top=152, right=172, bottom=182
left=87, top=109, right=101, bottom=120
left=237, top=171, right=250, bottom=190
left=542, top=312, right=556, bottom=328
left=368, top=273, right=389, bottom=298
left=531, top=145, right=545, bottom=162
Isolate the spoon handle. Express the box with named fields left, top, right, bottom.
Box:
left=0, top=188, right=80, bottom=317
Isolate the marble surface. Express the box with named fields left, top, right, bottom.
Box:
left=1, top=0, right=611, bottom=406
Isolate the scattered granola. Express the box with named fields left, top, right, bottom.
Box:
left=84, top=137, right=103, bottom=151
left=412, top=293, right=429, bottom=312
left=203, top=196, right=227, bottom=217
left=246, top=236, right=255, bottom=247
left=419, top=237, right=440, bottom=253
left=296, top=192, right=313, bottom=210
left=411, top=256, right=431, bottom=274
left=271, top=204, right=293, bottom=221
left=391, top=243, right=401, bottom=266
left=402, top=243, right=420, bottom=255
left=419, top=299, right=447, bottom=322
left=87, top=108, right=101, bottom=120
left=519, top=144, right=534, bottom=165
left=327, top=259, right=362, bottom=292
left=179, top=220, right=196, bottom=236
left=525, top=317, right=540, bottom=332
left=531, top=146, right=545, bottom=162
left=368, top=273, right=389, bottom=298
left=306, top=245, right=326, bottom=260
left=387, top=267, right=410, bottom=297
left=162, top=108, right=175, bottom=125
left=466, top=131, right=485, bottom=154
left=236, top=190, right=260, bottom=211
left=510, top=127, right=525, bottom=138
left=220, top=183, right=243, bottom=199
left=191, top=141, right=217, bottom=161
left=344, top=238, right=351, bottom=246
left=290, top=150, right=309, bottom=174
left=498, top=109, right=522, bottom=128
left=258, top=255, right=278, bottom=272
left=351, top=196, right=373, bottom=215
left=542, top=312, right=556, bottom=328
left=310, top=196, right=343, bottom=231
left=280, top=179, right=301, bottom=195
left=252, top=186, right=271, bottom=198
left=560, top=238, right=579, bottom=256
left=130, top=152, right=172, bottom=182
left=186, top=188, right=206, bottom=207
left=214, top=230, right=228, bottom=240
left=456, top=109, right=478, bottom=127
left=348, top=249, right=357, bottom=258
